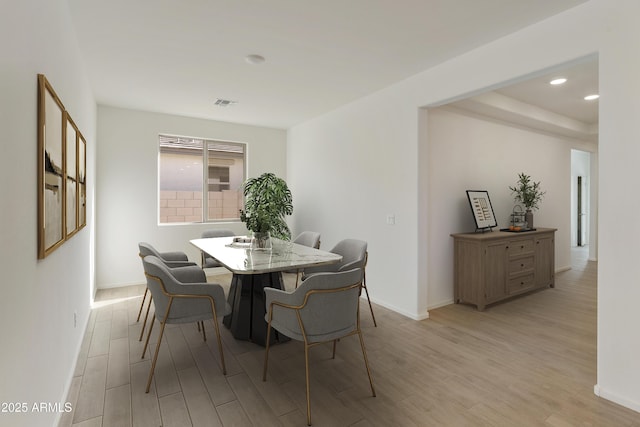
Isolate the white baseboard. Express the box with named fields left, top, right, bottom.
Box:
left=366, top=295, right=429, bottom=320
left=594, top=383, right=640, bottom=414
left=98, top=267, right=229, bottom=290
left=54, top=311, right=91, bottom=426
left=97, top=280, right=145, bottom=289
left=428, top=298, right=455, bottom=311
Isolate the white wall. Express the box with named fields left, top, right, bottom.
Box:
left=589, top=151, right=599, bottom=261
left=96, top=106, right=287, bottom=288
left=288, top=94, right=422, bottom=319
left=596, top=0, right=640, bottom=411
left=288, top=0, right=640, bottom=413
left=0, top=1, right=96, bottom=426
left=426, top=107, right=594, bottom=308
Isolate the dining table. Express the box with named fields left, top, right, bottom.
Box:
left=190, top=236, right=342, bottom=346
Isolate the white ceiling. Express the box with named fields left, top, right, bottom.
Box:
left=496, top=60, right=599, bottom=125
left=449, top=58, right=599, bottom=141
left=68, top=0, right=590, bottom=130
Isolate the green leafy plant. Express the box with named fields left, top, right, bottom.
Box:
left=239, top=172, right=293, bottom=240
left=509, top=173, right=546, bottom=211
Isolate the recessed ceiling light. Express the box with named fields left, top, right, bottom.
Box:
left=550, top=78, right=567, bottom=85
left=245, top=54, right=265, bottom=65
left=584, top=94, right=599, bottom=101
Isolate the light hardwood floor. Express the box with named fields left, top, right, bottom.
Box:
left=60, top=248, right=640, bottom=426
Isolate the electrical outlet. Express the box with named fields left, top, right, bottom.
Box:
left=386, top=214, right=396, bottom=225
left=73, top=311, right=77, bottom=328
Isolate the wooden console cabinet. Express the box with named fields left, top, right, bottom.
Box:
left=451, top=228, right=556, bottom=310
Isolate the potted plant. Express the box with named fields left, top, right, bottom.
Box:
left=239, top=172, right=293, bottom=248
left=509, top=172, right=545, bottom=229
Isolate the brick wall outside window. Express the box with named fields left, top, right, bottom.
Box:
left=159, top=189, right=242, bottom=223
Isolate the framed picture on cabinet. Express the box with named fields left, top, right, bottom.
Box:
left=466, top=190, right=497, bottom=231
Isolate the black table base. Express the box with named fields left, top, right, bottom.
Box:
left=223, top=272, right=290, bottom=346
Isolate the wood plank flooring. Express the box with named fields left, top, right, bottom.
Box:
left=60, top=248, right=640, bottom=426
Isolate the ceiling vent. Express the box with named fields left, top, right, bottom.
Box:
left=214, top=98, right=237, bottom=107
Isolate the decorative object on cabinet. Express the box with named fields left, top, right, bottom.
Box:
left=451, top=228, right=556, bottom=310
left=37, top=74, right=87, bottom=259
left=500, top=205, right=536, bottom=232
left=465, top=190, right=497, bottom=232
left=510, top=205, right=527, bottom=229
left=508, top=173, right=545, bottom=229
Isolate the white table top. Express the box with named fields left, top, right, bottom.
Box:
left=190, top=236, right=342, bottom=275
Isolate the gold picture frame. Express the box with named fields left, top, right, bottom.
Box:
left=38, top=74, right=65, bottom=258
left=65, top=114, right=78, bottom=237
left=37, top=74, right=87, bottom=259
left=78, top=133, right=86, bottom=229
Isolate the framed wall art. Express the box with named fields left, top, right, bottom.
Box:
left=78, top=133, right=86, bottom=229
left=65, top=115, right=77, bottom=237
left=466, top=190, right=497, bottom=231
left=37, top=74, right=87, bottom=259
left=38, top=74, right=65, bottom=258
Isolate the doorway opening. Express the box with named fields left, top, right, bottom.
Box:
left=571, top=149, right=595, bottom=265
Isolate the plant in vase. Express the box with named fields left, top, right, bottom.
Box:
left=509, top=172, right=545, bottom=229
left=239, top=172, right=293, bottom=249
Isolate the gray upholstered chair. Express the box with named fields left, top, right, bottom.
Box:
left=303, top=239, right=377, bottom=326
left=262, top=268, right=376, bottom=426
left=293, top=231, right=321, bottom=249
left=302, top=239, right=366, bottom=276
left=141, top=255, right=230, bottom=393
left=137, top=242, right=198, bottom=340
left=290, top=231, right=321, bottom=288
left=138, top=242, right=195, bottom=267
left=200, top=229, right=235, bottom=268
left=138, top=255, right=213, bottom=342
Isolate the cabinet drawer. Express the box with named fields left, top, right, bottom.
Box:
left=508, top=256, right=534, bottom=275
left=508, top=274, right=535, bottom=294
left=507, top=239, right=534, bottom=256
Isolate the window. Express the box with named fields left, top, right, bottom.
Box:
left=159, top=135, right=245, bottom=224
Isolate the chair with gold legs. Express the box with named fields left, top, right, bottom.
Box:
left=361, top=252, right=377, bottom=327
left=263, top=268, right=376, bottom=426
left=137, top=242, right=198, bottom=341
left=141, top=255, right=230, bottom=393
left=200, top=229, right=235, bottom=268
left=302, top=239, right=377, bottom=326
left=289, top=231, right=321, bottom=288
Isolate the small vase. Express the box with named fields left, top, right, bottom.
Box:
left=251, top=231, right=272, bottom=251
left=525, top=209, right=533, bottom=229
